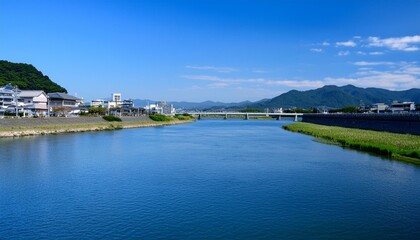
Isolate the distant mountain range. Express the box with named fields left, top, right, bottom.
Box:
left=248, top=85, right=420, bottom=109
left=134, top=85, right=420, bottom=110
left=133, top=99, right=253, bottom=110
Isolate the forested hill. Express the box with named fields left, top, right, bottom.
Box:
left=247, top=85, right=420, bottom=109
left=0, top=60, right=67, bottom=93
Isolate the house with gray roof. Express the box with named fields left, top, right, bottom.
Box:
left=18, top=90, right=48, bottom=115
left=47, top=92, right=82, bottom=108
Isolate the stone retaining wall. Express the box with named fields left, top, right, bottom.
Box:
left=0, top=116, right=150, bottom=128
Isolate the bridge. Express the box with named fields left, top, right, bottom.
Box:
left=187, top=112, right=303, bottom=121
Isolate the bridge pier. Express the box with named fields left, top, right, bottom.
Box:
left=198, top=114, right=202, bottom=120
left=277, top=115, right=281, bottom=121
left=294, top=114, right=298, bottom=122
left=245, top=114, right=249, bottom=120
left=224, top=114, right=228, bottom=120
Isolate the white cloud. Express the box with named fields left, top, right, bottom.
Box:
left=185, top=65, right=237, bottom=73
left=322, top=41, right=330, bottom=46
left=369, top=51, right=384, bottom=55
left=368, top=35, right=420, bottom=51
left=338, top=51, right=350, bottom=56
left=354, top=61, right=394, bottom=66
left=325, top=72, right=419, bottom=90
left=336, top=40, right=357, bottom=47
left=264, top=80, right=324, bottom=88
left=208, top=82, right=230, bottom=88
left=253, top=69, right=267, bottom=73
left=181, top=62, right=420, bottom=97
left=182, top=75, right=323, bottom=88
left=357, top=51, right=367, bottom=55
left=310, top=48, right=323, bottom=52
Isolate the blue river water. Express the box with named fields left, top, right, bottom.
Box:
left=0, top=119, right=419, bottom=239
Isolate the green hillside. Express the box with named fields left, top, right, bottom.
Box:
left=249, top=85, right=420, bottom=109
left=0, top=60, right=67, bottom=93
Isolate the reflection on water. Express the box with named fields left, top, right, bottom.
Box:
left=1, top=120, right=419, bottom=239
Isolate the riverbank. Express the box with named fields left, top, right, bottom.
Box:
left=284, top=122, right=420, bottom=165
left=0, top=116, right=194, bottom=138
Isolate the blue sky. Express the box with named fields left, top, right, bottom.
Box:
left=1, top=0, right=420, bottom=102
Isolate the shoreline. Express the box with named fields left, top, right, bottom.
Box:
left=283, top=122, right=420, bottom=165
left=0, top=118, right=194, bottom=138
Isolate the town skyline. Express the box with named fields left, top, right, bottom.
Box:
left=1, top=0, right=419, bottom=102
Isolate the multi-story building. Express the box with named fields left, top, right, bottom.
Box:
left=112, top=93, right=122, bottom=107
left=91, top=99, right=106, bottom=107
left=122, top=99, right=134, bottom=109
left=18, top=90, right=48, bottom=115
left=156, top=101, right=176, bottom=115
left=391, top=101, right=415, bottom=113
left=0, top=84, right=17, bottom=111
left=370, top=103, right=388, bottom=113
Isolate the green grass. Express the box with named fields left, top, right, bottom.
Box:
left=174, top=114, right=195, bottom=121
left=149, top=114, right=175, bottom=121
left=283, top=122, right=420, bottom=165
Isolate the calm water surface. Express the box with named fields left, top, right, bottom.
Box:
left=1, top=120, right=419, bottom=239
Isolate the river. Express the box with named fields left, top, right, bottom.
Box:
left=0, top=119, right=419, bottom=239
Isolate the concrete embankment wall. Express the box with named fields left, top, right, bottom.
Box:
left=302, top=114, right=420, bottom=135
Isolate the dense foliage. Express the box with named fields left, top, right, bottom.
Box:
left=89, top=106, right=107, bottom=115
left=0, top=60, right=67, bottom=93
left=102, top=115, right=122, bottom=122
left=329, top=106, right=359, bottom=113
left=149, top=114, right=174, bottom=121
left=284, top=122, right=420, bottom=164
left=174, top=113, right=195, bottom=120
left=149, top=114, right=194, bottom=122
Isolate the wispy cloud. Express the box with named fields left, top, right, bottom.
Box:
left=354, top=61, right=395, bottom=66
left=325, top=73, right=419, bottom=90
left=328, top=62, right=420, bottom=89
left=181, top=75, right=323, bottom=88
left=368, top=35, right=420, bottom=51
left=253, top=69, right=267, bottom=73
left=310, top=48, right=323, bottom=53
left=336, top=40, right=357, bottom=47
left=369, top=51, right=384, bottom=55
left=338, top=51, right=350, bottom=56
left=322, top=41, right=330, bottom=46
left=185, top=65, right=238, bottom=73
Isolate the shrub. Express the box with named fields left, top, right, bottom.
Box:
left=174, top=114, right=194, bottom=120
left=103, top=115, right=122, bottom=122
left=149, top=114, right=173, bottom=121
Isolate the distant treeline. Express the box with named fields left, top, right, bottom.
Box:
left=0, top=60, right=67, bottom=93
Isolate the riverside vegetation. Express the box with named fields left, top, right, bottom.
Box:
left=284, top=122, right=420, bottom=165
left=149, top=114, right=195, bottom=121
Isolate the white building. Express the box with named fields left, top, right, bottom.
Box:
left=0, top=84, right=17, bottom=111
left=91, top=99, right=106, bottom=107
left=112, top=93, right=122, bottom=107
left=391, top=101, right=415, bottom=113
left=370, top=103, right=388, bottom=113
left=148, top=101, right=176, bottom=115
left=18, top=90, right=48, bottom=115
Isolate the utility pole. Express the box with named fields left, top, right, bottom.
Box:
left=14, top=85, right=18, bottom=117
left=47, top=95, right=50, bottom=117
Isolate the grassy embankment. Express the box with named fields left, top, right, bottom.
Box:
left=283, top=122, right=420, bottom=165
left=0, top=115, right=195, bottom=138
